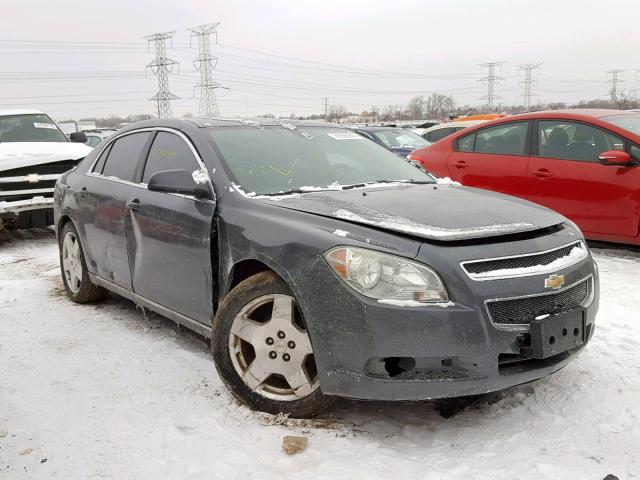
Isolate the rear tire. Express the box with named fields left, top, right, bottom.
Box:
left=212, top=271, right=335, bottom=418
left=59, top=222, right=108, bottom=303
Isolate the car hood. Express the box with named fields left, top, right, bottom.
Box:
left=0, top=142, right=92, bottom=172
left=390, top=146, right=413, bottom=157
left=256, top=183, right=566, bottom=242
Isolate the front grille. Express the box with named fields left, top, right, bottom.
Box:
left=0, top=159, right=78, bottom=177
left=487, top=278, right=590, bottom=325
left=0, top=179, right=57, bottom=193
left=0, top=159, right=75, bottom=201
left=462, top=242, right=586, bottom=279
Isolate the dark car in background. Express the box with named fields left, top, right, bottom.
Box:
left=54, top=118, right=598, bottom=417
left=409, top=109, right=640, bottom=245
left=354, top=126, right=429, bottom=157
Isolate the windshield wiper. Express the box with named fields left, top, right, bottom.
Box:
left=374, top=179, right=434, bottom=184
left=260, top=188, right=320, bottom=197
left=260, top=179, right=434, bottom=196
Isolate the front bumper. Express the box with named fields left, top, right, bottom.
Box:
left=0, top=197, right=55, bottom=228
left=299, top=230, right=599, bottom=401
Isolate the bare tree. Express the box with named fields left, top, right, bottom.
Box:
left=611, top=89, right=639, bottom=110
left=424, top=93, right=454, bottom=119
left=327, top=104, right=348, bottom=122
left=407, top=96, right=426, bottom=119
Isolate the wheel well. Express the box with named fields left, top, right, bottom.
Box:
left=228, top=259, right=274, bottom=292
left=57, top=215, right=71, bottom=237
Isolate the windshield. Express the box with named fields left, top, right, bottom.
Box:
left=601, top=113, right=640, bottom=136
left=370, top=129, right=429, bottom=149
left=208, top=126, right=435, bottom=195
left=0, top=114, right=68, bottom=143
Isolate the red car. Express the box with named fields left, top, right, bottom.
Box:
left=409, top=109, right=640, bottom=245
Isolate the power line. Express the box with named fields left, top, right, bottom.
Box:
left=478, top=62, right=504, bottom=109
left=144, top=31, right=180, bottom=118
left=518, top=63, right=542, bottom=110
left=188, top=23, right=224, bottom=117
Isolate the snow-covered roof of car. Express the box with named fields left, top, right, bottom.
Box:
left=0, top=109, right=45, bottom=117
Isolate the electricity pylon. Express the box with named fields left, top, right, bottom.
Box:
left=188, top=23, right=222, bottom=117
left=144, top=31, right=179, bottom=118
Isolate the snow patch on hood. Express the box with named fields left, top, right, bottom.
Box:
left=333, top=229, right=349, bottom=238
left=0, top=142, right=92, bottom=172
left=436, top=177, right=461, bottom=186
left=333, top=208, right=535, bottom=241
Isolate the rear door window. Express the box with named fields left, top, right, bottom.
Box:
left=474, top=122, right=528, bottom=155
left=537, top=120, right=625, bottom=163
left=142, top=132, right=200, bottom=184
left=101, top=132, right=151, bottom=182
left=456, top=122, right=529, bottom=155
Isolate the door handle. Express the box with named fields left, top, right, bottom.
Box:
left=532, top=169, right=553, bottom=178
left=126, top=199, right=142, bottom=211
left=453, top=160, right=469, bottom=168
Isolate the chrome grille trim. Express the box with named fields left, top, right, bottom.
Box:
left=461, top=241, right=587, bottom=281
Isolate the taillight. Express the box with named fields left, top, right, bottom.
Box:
left=407, top=153, right=425, bottom=164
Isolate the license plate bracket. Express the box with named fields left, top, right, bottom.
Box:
left=523, top=310, right=584, bottom=359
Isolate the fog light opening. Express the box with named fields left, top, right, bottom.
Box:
left=383, top=357, right=416, bottom=377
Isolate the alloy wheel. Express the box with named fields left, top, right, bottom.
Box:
left=228, top=294, right=319, bottom=401
left=61, top=231, right=82, bottom=294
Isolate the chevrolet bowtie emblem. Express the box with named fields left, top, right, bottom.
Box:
left=545, top=274, right=565, bottom=290
left=25, top=174, right=42, bottom=184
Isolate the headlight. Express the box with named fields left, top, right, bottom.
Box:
left=324, top=246, right=449, bottom=303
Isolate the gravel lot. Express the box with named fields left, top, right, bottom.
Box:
left=1, top=228, right=638, bottom=479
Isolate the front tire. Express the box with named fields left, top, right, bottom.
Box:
left=59, top=222, right=108, bottom=303
left=212, top=271, right=334, bottom=418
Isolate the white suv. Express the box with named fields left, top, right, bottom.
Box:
left=0, top=109, right=92, bottom=229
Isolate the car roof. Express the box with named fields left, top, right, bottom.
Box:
left=505, top=109, right=628, bottom=121
left=425, top=120, right=485, bottom=131
left=0, top=109, right=45, bottom=117
left=114, top=117, right=344, bottom=134
left=187, top=117, right=335, bottom=128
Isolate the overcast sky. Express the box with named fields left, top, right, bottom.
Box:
left=2, top=0, right=640, bottom=120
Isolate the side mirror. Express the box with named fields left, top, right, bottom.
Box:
left=147, top=169, right=212, bottom=199
left=70, top=131, right=88, bottom=143
left=598, top=150, right=633, bottom=166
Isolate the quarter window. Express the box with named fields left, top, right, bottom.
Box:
left=457, top=133, right=475, bottom=152
left=538, top=120, right=625, bottom=163
left=92, top=143, right=112, bottom=174
left=142, top=132, right=200, bottom=184
left=101, top=132, right=151, bottom=182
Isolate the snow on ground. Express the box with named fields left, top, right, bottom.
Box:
left=1, top=229, right=639, bottom=479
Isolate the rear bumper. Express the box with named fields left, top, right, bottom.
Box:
left=0, top=197, right=55, bottom=228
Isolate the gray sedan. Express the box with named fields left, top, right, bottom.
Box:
left=53, top=118, right=599, bottom=417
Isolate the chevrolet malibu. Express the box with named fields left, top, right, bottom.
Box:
left=54, top=118, right=599, bottom=417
